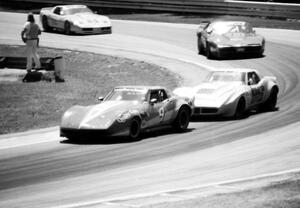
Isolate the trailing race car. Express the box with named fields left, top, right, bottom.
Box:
left=197, top=21, right=265, bottom=59
left=40, top=5, right=112, bottom=35
left=60, top=86, right=192, bottom=140
left=173, top=68, right=279, bottom=119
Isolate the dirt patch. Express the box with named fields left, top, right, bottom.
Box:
left=0, top=45, right=181, bottom=134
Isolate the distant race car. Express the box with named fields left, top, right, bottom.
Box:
left=40, top=4, right=112, bottom=35
left=173, top=68, right=278, bottom=119
left=197, top=21, right=265, bottom=59
left=60, top=86, right=192, bottom=140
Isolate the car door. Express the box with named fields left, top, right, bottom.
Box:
left=146, top=90, right=166, bottom=127
left=160, top=89, right=176, bottom=124
left=247, top=71, right=265, bottom=105
left=49, top=7, right=64, bottom=29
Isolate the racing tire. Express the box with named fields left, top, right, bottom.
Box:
left=261, top=87, right=278, bottom=111
left=64, top=21, right=71, bottom=35
left=129, top=118, right=141, bottom=140
left=42, top=16, right=52, bottom=32
left=197, top=37, right=204, bottom=55
left=173, top=107, right=190, bottom=132
left=234, top=98, right=246, bottom=120
left=206, top=42, right=213, bottom=59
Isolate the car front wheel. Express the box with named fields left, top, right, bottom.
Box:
left=42, top=16, right=52, bottom=32
left=129, top=118, right=141, bottom=140
left=64, top=21, right=71, bottom=35
left=234, top=98, right=246, bottom=119
left=173, top=107, right=190, bottom=132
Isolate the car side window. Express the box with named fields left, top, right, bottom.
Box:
left=206, top=24, right=213, bottom=34
left=53, top=7, right=61, bottom=15
left=248, top=72, right=260, bottom=85
left=159, top=89, right=168, bottom=102
left=150, top=90, right=160, bottom=103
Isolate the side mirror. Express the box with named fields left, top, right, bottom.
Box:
left=98, top=96, right=104, bottom=101
left=150, top=98, right=158, bottom=105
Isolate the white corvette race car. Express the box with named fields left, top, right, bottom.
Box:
left=40, top=5, right=112, bottom=35
left=174, top=68, right=279, bottom=118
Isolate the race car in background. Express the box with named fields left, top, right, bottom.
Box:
left=197, top=21, right=265, bottom=59
left=60, top=86, right=192, bottom=140
left=40, top=5, right=112, bottom=35
left=173, top=68, right=278, bottom=119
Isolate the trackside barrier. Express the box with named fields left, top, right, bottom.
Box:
left=6, top=0, right=300, bottom=19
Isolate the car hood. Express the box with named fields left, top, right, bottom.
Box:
left=67, top=12, right=111, bottom=27
left=62, top=100, right=141, bottom=129
left=194, top=82, right=242, bottom=107
left=212, top=33, right=263, bottom=46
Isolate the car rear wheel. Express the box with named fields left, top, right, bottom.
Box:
left=197, top=37, right=204, bottom=55
left=234, top=98, right=246, bottom=119
left=261, top=87, right=278, bottom=111
left=64, top=21, right=71, bottom=35
left=42, top=16, right=52, bottom=32
left=173, top=107, right=190, bottom=132
left=206, top=42, right=213, bottom=59
left=129, top=118, right=141, bottom=140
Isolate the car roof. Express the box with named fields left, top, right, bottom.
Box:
left=114, top=86, right=166, bottom=90
left=56, top=5, right=87, bottom=9
left=211, top=68, right=257, bottom=73
left=211, top=20, right=247, bottom=25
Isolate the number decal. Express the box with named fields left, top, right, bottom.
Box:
left=159, top=107, right=165, bottom=121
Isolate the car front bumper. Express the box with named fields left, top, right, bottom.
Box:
left=211, top=45, right=263, bottom=58
left=72, top=26, right=112, bottom=34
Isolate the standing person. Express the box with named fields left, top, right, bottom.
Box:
left=21, top=13, right=42, bottom=71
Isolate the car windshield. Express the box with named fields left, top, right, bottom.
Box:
left=207, top=71, right=245, bottom=82
left=65, top=7, right=92, bottom=15
left=211, top=22, right=253, bottom=35
left=105, top=88, right=147, bottom=101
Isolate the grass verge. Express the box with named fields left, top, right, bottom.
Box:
left=0, top=45, right=181, bottom=134
left=144, top=177, right=300, bottom=208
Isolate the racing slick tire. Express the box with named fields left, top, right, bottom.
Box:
left=234, top=97, right=246, bottom=119
left=260, top=87, right=278, bottom=111
left=64, top=21, right=72, bottom=35
left=129, top=117, right=141, bottom=140
left=197, top=37, right=204, bottom=55
left=42, top=16, right=52, bottom=32
left=206, top=42, right=213, bottom=59
left=173, top=106, right=190, bottom=132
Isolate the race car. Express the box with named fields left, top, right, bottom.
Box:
left=40, top=5, right=112, bottom=35
left=60, top=86, right=192, bottom=140
left=197, top=21, right=265, bottom=59
left=173, top=68, right=278, bottom=119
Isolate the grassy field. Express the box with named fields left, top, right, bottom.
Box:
left=0, top=45, right=180, bottom=134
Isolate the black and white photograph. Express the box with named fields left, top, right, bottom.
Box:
left=0, top=0, right=299, bottom=207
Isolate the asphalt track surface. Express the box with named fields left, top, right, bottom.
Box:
left=0, top=12, right=300, bottom=207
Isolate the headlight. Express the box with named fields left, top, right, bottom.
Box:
left=117, top=112, right=131, bottom=123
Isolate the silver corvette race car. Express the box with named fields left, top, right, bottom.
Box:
left=40, top=5, right=112, bottom=35
left=60, top=86, right=192, bottom=140
left=197, top=21, right=265, bottom=59
left=173, top=68, right=279, bottom=119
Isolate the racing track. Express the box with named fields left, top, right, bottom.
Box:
left=0, top=12, right=300, bottom=207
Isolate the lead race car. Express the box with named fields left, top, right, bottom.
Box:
left=197, top=21, right=265, bottom=59
left=40, top=5, right=112, bottom=35
left=173, top=68, right=279, bottom=119
left=60, top=86, right=193, bottom=140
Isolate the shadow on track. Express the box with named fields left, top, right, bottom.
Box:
left=60, top=128, right=194, bottom=145
left=191, top=107, right=279, bottom=122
